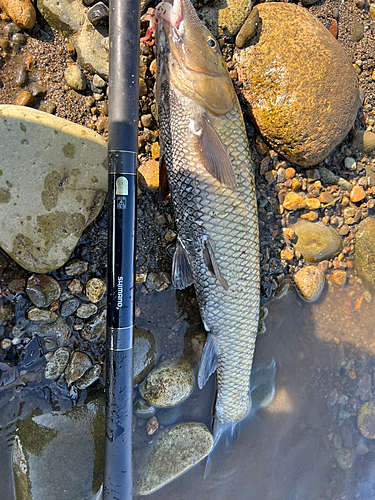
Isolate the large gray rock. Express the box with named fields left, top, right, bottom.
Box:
left=12, top=395, right=104, bottom=500
left=0, top=105, right=107, bottom=273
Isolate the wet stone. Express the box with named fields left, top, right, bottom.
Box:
left=330, top=270, right=347, bottom=287
left=76, top=303, right=97, bottom=319
left=60, top=297, right=80, bottom=317
left=44, top=347, right=70, bottom=379
left=0, top=361, right=19, bottom=388
left=146, top=416, right=159, bottom=436
left=15, top=90, right=35, bottom=107
left=85, top=278, right=106, bottom=303
left=68, top=279, right=83, bottom=294
left=29, top=317, right=72, bottom=346
left=133, top=328, right=156, bottom=385
left=334, top=448, right=355, bottom=470
left=134, top=398, right=156, bottom=419
left=26, top=274, right=61, bottom=308
left=354, top=217, right=375, bottom=294
left=64, top=259, right=88, bottom=275
left=28, top=307, right=58, bottom=323
left=137, top=423, right=213, bottom=495
left=291, top=220, right=343, bottom=263
left=81, top=308, right=106, bottom=343
left=294, top=266, right=325, bottom=302
left=64, top=351, right=92, bottom=385
left=64, top=65, right=86, bottom=91
left=139, top=359, right=195, bottom=407
left=75, top=363, right=101, bottom=389
left=357, top=400, right=375, bottom=439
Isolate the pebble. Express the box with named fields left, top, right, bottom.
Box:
left=280, top=246, right=294, bottom=261
left=65, top=259, right=88, bottom=275
left=133, top=328, right=156, bottom=385
left=151, top=142, right=160, bottom=160
left=235, top=7, right=260, bottom=48
left=146, top=416, right=159, bottom=436
left=38, top=101, right=56, bottom=114
left=85, top=278, right=106, bottom=303
left=352, top=130, right=375, bottom=153
left=26, top=274, right=61, bottom=308
left=87, top=2, right=109, bottom=26
left=68, top=279, right=84, bottom=294
left=14, top=67, right=28, bottom=87
left=306, top=198, right=321, bottom=210
left=283, top=192, right=306, bottom=211
left=352, top=21, right=364, bottom=42
left=64, top=65, right=86, bottom=91
left=138, top=160, right=159, bottom=191
left=81, top=308, right=106, bottom=343
left=357, top=400, right=375, bottom=439
left=76, top=303, right=97, bottom=319
left=139, top=359, right=194, bottom=407
left=330, top=269, right=347, bottom=287
left=28, top=307, right=58, bottom=323
left=141, top=114, right=154, bottom=128
left=350, top=185, right=366, bottom=203
left=30, top=317, right=71, bottom=346
left=139, top=78, right=148, bottom=97
left=92, top=74, right=106, bottom=89
left=354, top=217, right=375, bottom=294
left=1, top=0, right=36, bottom=29
left=334, top=448, right=355, bottom=470
left=44, top=347, right=70, bottom=379
left=294, top=266, right=325, bottom=302
left=0, top=338, right=12, bottom=349
left=64, top=351, right=92, bottom=385
left=60, top=297, right=80, bottom=317
left=96, top=116, right=108, bottom=133
left=137, top=423, right=213, bottom=495
left=15, top=90, right=35, bottom=107
left=134, top=398, right=156, bottom=419
left=291, top=220, right=343, bottom=263
left=75, top=363, right=101, bottom=389
left=344, top=157, right=356, bottom=170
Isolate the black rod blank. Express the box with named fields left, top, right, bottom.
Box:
left=104, top=0, right=140, bottom=498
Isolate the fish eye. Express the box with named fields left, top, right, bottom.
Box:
left=207, top=37, right=217, bottom=49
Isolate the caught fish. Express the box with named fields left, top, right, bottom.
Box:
left=151, top=0, right=260, bottom=449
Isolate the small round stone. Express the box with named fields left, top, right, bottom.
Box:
left=294, top=266, right=325, bottom=302
left=65, top=259, right=89, bottom=275
left=81, top=309, right=106, bottom=343
left=357, top=400, right=375, bottom=439
left=85, top=278, right=106, bottom=303
left=15, top=90, right=35, bottom=107
left=60, top=297, right=80, bottom=317
left=283, top=192, right=306, bottom=211
left=28, top=308, right=58, bottom=323
left=350, top=185, right=366, bottom=203
left=75, top=364, right=102, bottom=389
left=92, top=74, right=106, bottom=88
left=291, top=220, right=343, bottom=263
left=76, top=303, right=97, bottom=319
left=64, top=351, right=92, bottom=385
left=26, top=274, right=61, bottom=308
left=146, top=416, right=159, bottom=436
left=64, top=65, right=86, bottom=91
left=44, top=347, right=70, bottom=380
left=134, top=398, right=156, bottom=419
left=1, top=338, right=12, bottom=350
left=334, top=448, right=355, bottom=470
left=138, top=160, right=159, bottom=191
left=344, top=157, right=356, bottom=170
left=68, top=279, right=83, bottom=294
left=330, top=269, right=347, bottom=287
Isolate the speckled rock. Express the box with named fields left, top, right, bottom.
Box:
left=64, top=65, right=86, bottom=91
left=28, top=308, right=58, bottom=323
left=294, top=266, right=325, bottom=302
left=355, top=217, right=375, bottom=294
left=133, top=328, right=156, bottom=386
left=234, top=3, right=360, bottom=166
left=2, top=0, right=36, bottom=29
left=64, top=259, right=88, bottom=275
left=76, top=303, right=97, bottom=319
left=291, top=220, right=343, bottom=263
left=81, top=308, right=106, bottom=343
left=75, top=364, right=102, bottom=389
left=198, top=0, right=251, bottom=37
left=357, top=400, right=375, bottom=439
left=26, top=274, right=61, bottom=308
left=28, top=317, right=72, bottom=346
left=85, top=278, right=106, bottom=303
left=137, top=423, right=213, bottom=495
left=44, top=347, right=70, bottom=379
left=0, top=105, right=107, bottom=273
left=334, top=448, right=355, bottom=470
left=139, top=359, right=194, bottom=407
left=64, top=351, right=92, bottom=385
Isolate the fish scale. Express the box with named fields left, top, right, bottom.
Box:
left=156, top=0, right=260, bottom=432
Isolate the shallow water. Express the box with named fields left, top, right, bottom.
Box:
left=1, top=277, right=374, bottom=500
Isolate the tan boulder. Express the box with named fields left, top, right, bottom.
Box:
left=2, top=0, right=36, bottom=29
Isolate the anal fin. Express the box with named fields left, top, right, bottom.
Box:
left=172, top=237, right=194, bottom=289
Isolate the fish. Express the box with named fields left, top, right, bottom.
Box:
left=151, top=0, right=260, bottom=451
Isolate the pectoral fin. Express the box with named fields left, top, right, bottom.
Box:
left=172, top=237, right=194, bottom=289
left=192, top=115, right=237, bottom=189
left=198, top=333, right=219, bottom=389
left=202, top=236, right=229, bottom=290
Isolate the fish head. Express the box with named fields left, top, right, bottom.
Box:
left=156, top=0, right=236, bottom=116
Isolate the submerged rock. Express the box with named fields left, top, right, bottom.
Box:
left=0, top=105, right=107, bottom=273
left=64, top=351, right=92, bottom=385
left=139, top=359, right=194, bottom=407
left=294, top=266, right=325, bottom=302
left=133, top=328, right=156, bottom=386
left=291, top=220, right=342, bottom=263
left=25, top=274, right=61, bottom=308
left=357, top=400, right=375, bottom=439
left=355, top=217, right=375, bottom=294
left=44, top=347, right=70, bottom=380
left=235, top=2, right=360, bottom=166
left=137, top=423, right=213, bottom=495
left=75, top=363, right=102, bottom=389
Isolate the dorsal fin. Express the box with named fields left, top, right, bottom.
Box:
left=202, top=236, right=229, bottom=290
left=192, top=115, right=237, bottom=189
left=172, top=237, right=194, bottom=289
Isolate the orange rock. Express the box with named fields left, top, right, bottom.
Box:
left=2, top=0, right=36, bottom=29
left=330, top=269, right=347, bottom=287
left=280, top=246, right=294, bottom=261
left=350, top=185, right=366, bottom=203
left=282, top=227, right=295, bottom=240
left=285, top=167, right=296, bottom=179
left=151, top=142, right=160, bottom=160
left=283, top=191, right=306, bottom=210
left=300, top=211, right=318, bottom=221
left=138, top=159, right=159, bottom=191
left=291, top=178, right=302, bottom=191
left=306, top=198, right=321, bottom=209
left=329, top=19, right=338, bottom=38
left=15, top=90, right=35, bottom=107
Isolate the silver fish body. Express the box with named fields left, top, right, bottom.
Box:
left=155, top=0, right=260, bottom=435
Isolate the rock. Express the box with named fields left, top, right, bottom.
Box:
left=352, top=21, right=364, bottom=42
left=138, top=160, right=159, bottom=191
left=60, top=297, right=80, bottom=316
left=133, top=398, right=156, bottom=419
left=294, top=266, right=325, bottom=302
left=355, top=217, right=375, bottom=294
left=12, top=394, right=104, bottom=499
left=146, top=416, right=159, bottom=436
left=44, top=347, right=70, bottom=379
left=235, top=3, right=360, bottom=166
left=198, top=0, right=252, bottom=37
left=1, top=0, right=36, bottom=29
left=344, top=157, right=356, bottom=170
left=81, top=308, right=106, bottom=343
left=25, top=274, right=61, bottom=308
left=133, top=328, right=156, bottom=385
left=76, top=303, right=97, bottom=318
left=64, top=259, right=88, bottom=275
left=350, top=185, right=366, bottom=203
left=64, top=65, right=86, bottom=91
left=85, top=278, right=106, bottom=303
left=139, top=359, right=194, bottom=407
left=291, top=220, right=342, bottom=263
left=137, top=423, right=213, bottom=495
left=0, top=105, right=107, bottom=273
left=283, top=192, right=306, bottom=211
left=318, top=167, right=352, bottom=191
left=27, top=308, right=58, bottom=323
left=67, top=279, right=83, bottom=295
left=235, top=7, right=260, bottom=48
left=64, top=351, right=92, bottom=385
left=15, top=90, right=35, bottom=107
left=28, top=317, right=72, bottom=346
left=330, top=269, right=347, bottom=287
left=75, top=363, right=101, bottom=389
left=357, top=400, right=375, bottom=439
left=0, top=361, right=19, bottom=388
left=87, top=2, right=109, bottom=26
left=352, top=130, right=375, bottom=153
left=334, top=448, right=355, bottom=470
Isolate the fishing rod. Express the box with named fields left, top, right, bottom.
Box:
left=104, top=0, right=140, bottom=498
